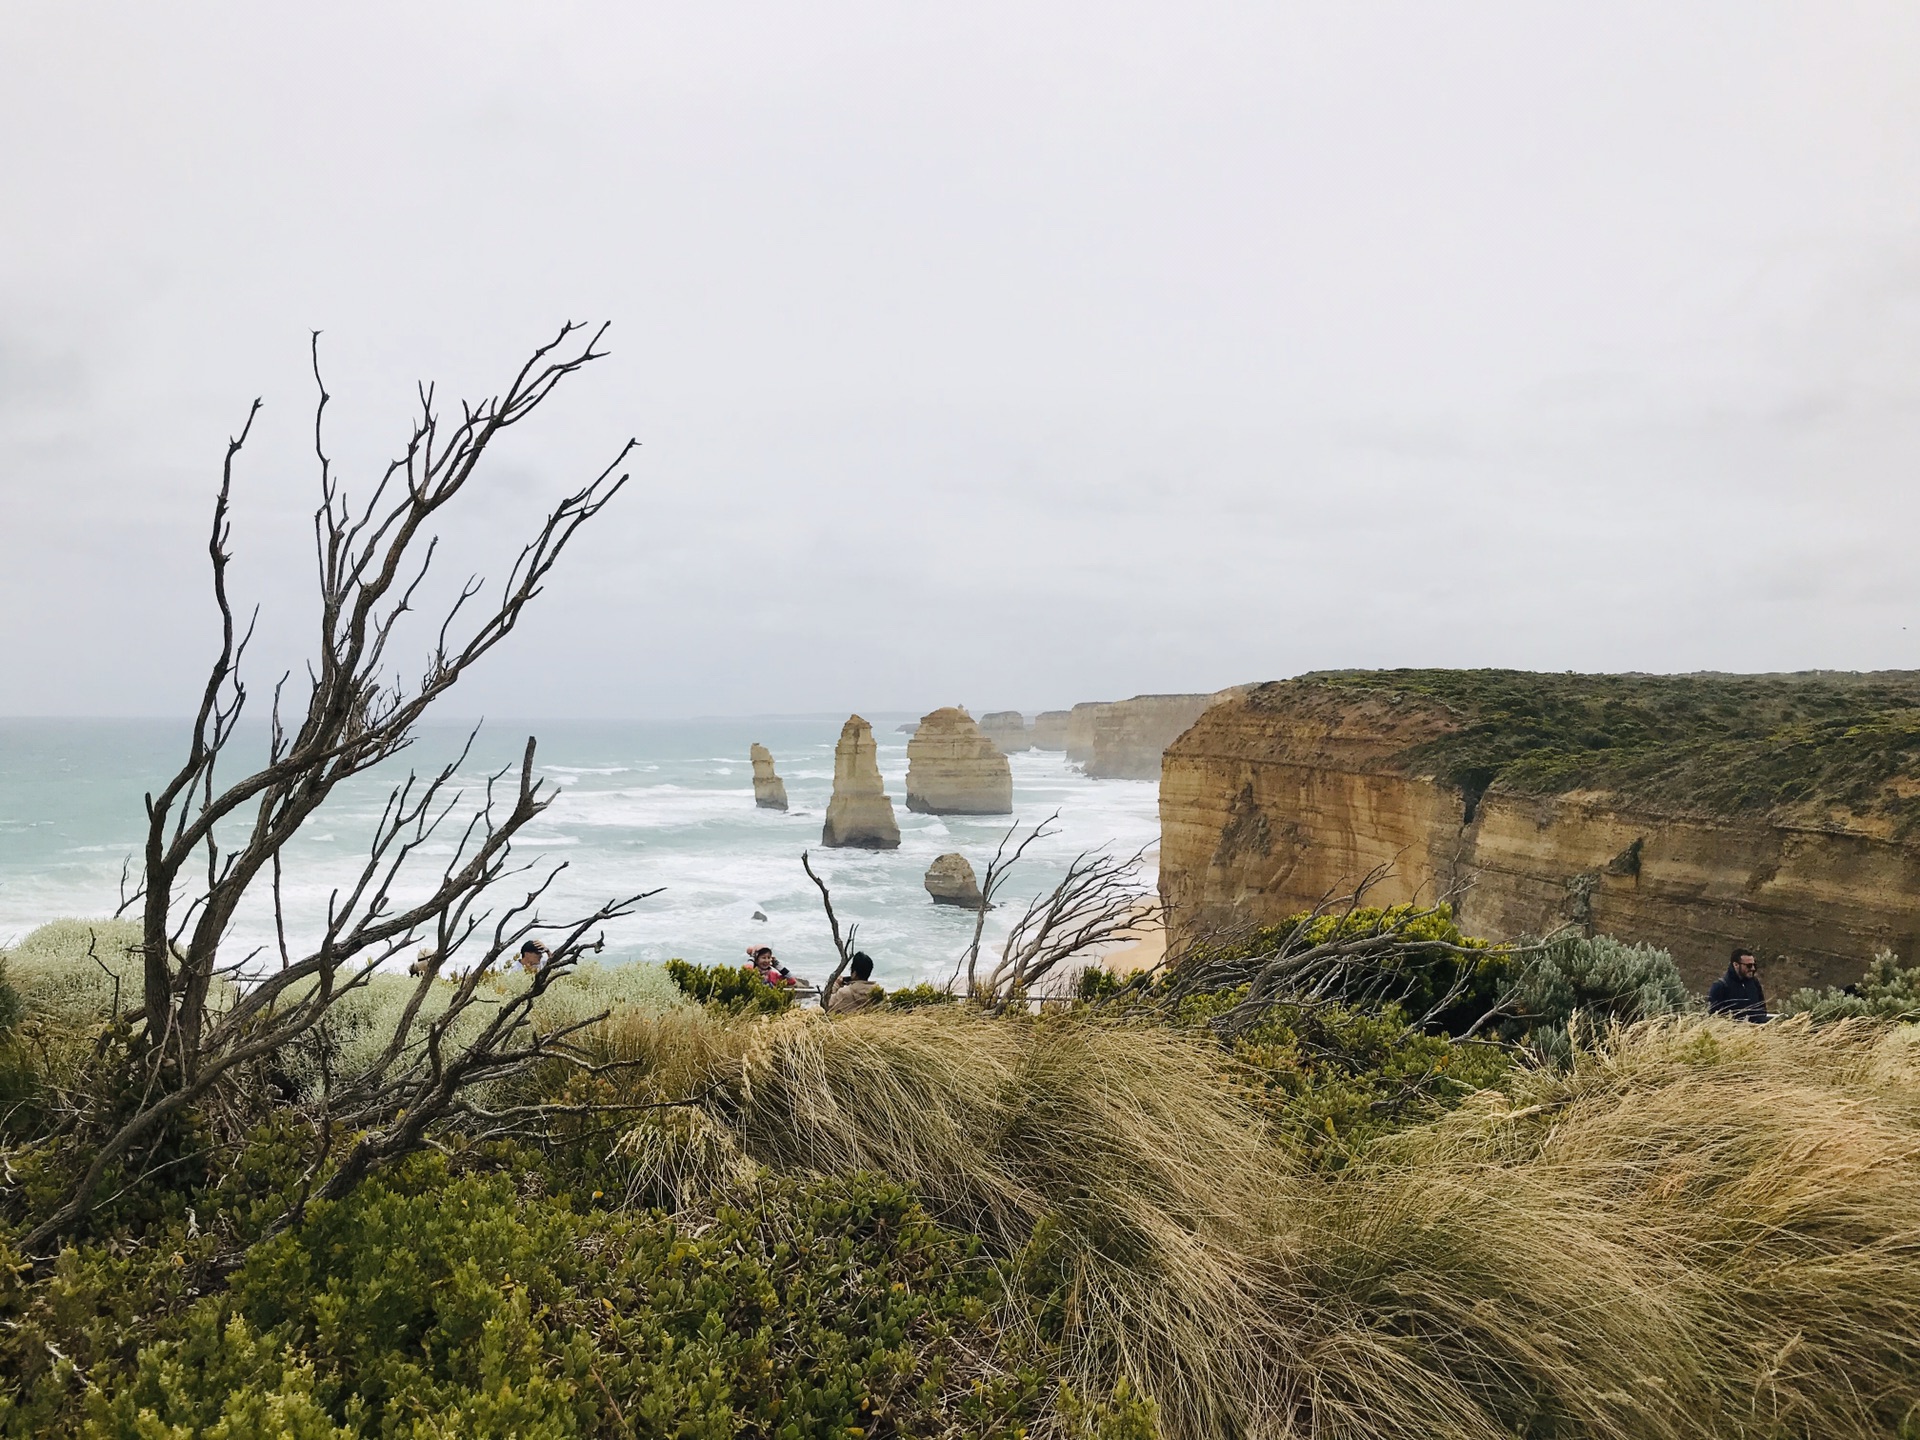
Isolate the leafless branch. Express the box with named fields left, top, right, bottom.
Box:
left=23, top=323, right=638, bottom=1250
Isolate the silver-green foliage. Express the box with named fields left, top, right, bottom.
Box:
left=1779, top=949, right=1920, bottom=1023
left=0, top=919, right=241, bottom=1028
left=1511, top=932, right=1692, bottom=1062
left=280, top=958, right=686, bottom=1102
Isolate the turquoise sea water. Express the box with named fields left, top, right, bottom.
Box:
left=0, top=717, right=1160, bottom=991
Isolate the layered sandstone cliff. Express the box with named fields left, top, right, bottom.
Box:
left=822, top=715, right=901, bottom=849
left=749, top=743, right=788, bottom=811
left=1084, top=691, right=1242, bottom=780
left=1031, top=711, right=1071, bottom=751
left=979, top=711, right=1031, bottom=754
left=1159, top=673, right=1920, bottom=993
left=906, top=707, right=1013, bottom=815
left=1065, top=702, right=1109, bottom=765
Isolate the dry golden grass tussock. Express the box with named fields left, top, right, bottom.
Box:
left=603, top=1005, right=1920, bottom=1440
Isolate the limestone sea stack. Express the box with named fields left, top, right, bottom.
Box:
left=821, top=715, right=901, bottom=849
left=979, top=711, right=1031, bottom=754
left=924, top=853, right=987, bottom=908
left=905, top=707, right=1013, bottom=815
left=749, top=743, right=788, bottom=811
left=1030, top=711, right=1071, bottom=751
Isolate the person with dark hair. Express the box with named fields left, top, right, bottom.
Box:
left=1707, top=947, right=1768, bottom=1022
left=826, top=950, right=882, bottom=1015
left=517, top=939, right=549, bottom=974
left=746, top=944, right=799, bottom=988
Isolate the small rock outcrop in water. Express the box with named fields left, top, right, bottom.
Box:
left=822, top=715, right=902, bottom=849
left=1030, top=711, right=1071, bottom=750
left=924, top=852, right=987, bottom=908
left=750, top=743, right=789, bottom=811
left=979, top=711, right=1030, bottom=754
left=905, top=707, right=1013, bottom=815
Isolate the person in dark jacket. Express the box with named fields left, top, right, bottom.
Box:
left=1707, top=947, right=1768, bottom=1022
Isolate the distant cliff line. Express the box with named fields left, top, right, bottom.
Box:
left=1158, top=669, right=1920, bottom=993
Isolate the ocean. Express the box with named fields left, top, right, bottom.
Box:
left=0, top=716, right=1160, bottom=991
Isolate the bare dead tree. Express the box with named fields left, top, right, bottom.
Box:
left=951, top=814, right=1153, bottom=1009
left=23, top=323, right=640, bottom=1250
left=801, top=850, right=859, bottom=1004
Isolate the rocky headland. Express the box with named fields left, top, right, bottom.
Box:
left=905, top=707, right=1013, bottom=814
left=1066, top=691, right=1242, bottom=779
left=1030, top=711, right=1071, bottom=751
left=1158, top=670, right=1920, bottom=992
left=749, top=742, right=788, bottom=811
left=979, top=711, right=1030, bottom=754
left=822, top=714, right=901, bottom=848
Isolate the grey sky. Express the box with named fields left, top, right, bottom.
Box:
left=3, top=2, right=1918, bottom=718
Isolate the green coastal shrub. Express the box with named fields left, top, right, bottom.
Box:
left=1779, top=948, right=1920, bottom=1022
left=24, top=1156, right=1134, bottom=1440
left=882, top=981, right=957, bottom=1010
left=663, top=958, right=795, bottom=1015
left=1506, top=932, right=1692, bottom=1062
left=1173, top=904, right=1513, bottom=1036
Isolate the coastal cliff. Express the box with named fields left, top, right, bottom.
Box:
left=1159, top=671, right=1920, bottom=993
left=1084, top=691, right=1242, bottom=780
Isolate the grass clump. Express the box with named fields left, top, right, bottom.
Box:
left=592, top=1004, right=1920, bottom=1440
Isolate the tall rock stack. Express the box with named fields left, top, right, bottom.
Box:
left=979, top=711, right=1031, bottom=754
left=821, top=715, right=901, bottom=849
left=1030, top=711, right=1071, bottom=751
left=749, top=743, right=788, bottom=811
left=905, top=707, right=1013, bottom=814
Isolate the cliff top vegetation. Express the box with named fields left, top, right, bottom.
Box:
left=1286, top=668, right=1920, bottom=830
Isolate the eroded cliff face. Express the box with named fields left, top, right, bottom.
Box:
left=1160, top=684, right=1920, bottom=993
left=1085, top=690, right=1244, bottom=780
left=1031, top=711, right=1071, bottom=751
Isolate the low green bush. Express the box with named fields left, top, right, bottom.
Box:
left=1504, top=932, right=1692, bottom=1062
left=1173, top=904, right=1514, bottom=1036
left=4, top=1134, right=1150, bottom=1439
left=664, top=958, right=796, bottom=1015
left=882, top=982, right=957, bottom=1011
left=1779, top=948, right=1920, bottom=1022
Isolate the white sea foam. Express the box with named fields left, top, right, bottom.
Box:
left=0, top=717, right=1161, bottom=990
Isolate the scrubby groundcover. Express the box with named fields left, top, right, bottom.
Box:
left=6, top=916, right=1920, bottom=1439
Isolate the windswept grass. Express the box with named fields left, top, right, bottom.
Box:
left=600, top=1006, right=1920, bottom=1440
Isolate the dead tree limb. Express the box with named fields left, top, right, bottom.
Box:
left=801, top=850, right=859, bottom=1004
left=23, top=323, right=638, bottom=1250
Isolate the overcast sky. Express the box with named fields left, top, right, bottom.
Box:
left=4, top=3, right=1918, bottom=719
